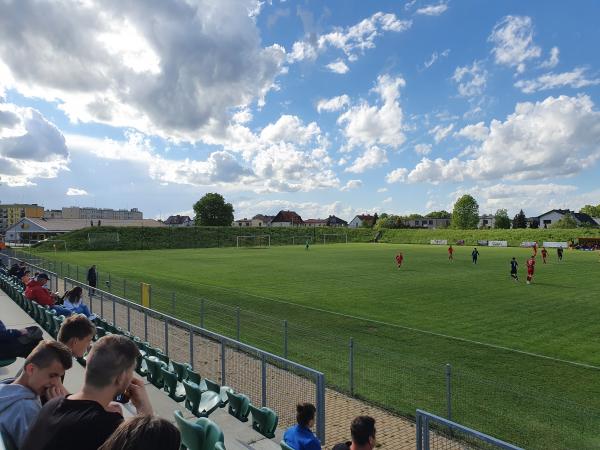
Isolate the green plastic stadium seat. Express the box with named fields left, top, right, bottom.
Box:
left=144, top=356, right=166, bottom=388
left=280, top=441, right=295, bottom=450
left=171, top=360, right=192, bottom=382
left=95, top=326, right=107, bottom=339
left=226, top=391, right=250, bottom=422
left=174, top=410, right=225, bottom=450
left=156, top=350, right=169, bottom=366
left=249, top=404, right=278, bottom=438
left=204, top=378, right=232, bottom=407
left=52, top=315, right=65, bottom=338
left=161, top=367, right=186, bottom=402
left=182, top=380, right=220, bottom=417
left=214, top=442, right=226, bottom=450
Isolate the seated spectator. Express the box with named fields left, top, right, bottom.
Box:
left=0, top=319, right=43, bottom=359
left=21, top=335, right=153, bottom=450
left=332, top=416, right=376, bottom=450
left=57, top=314, right=96, bottom=359
left=61, top=287, right=96, bottom=319
left=283, top=403, right=321, bottom=450
left=0, top=341, right=72, bottom=449
left=24, top=273, right=71, bottom=317
left=98, top=415, right=181, bottom=450
left=21, top=270, right=32, bottom=286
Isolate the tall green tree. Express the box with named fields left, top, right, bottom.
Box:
left=193, top=193, right=234, bottom=226
left=426, top=210, right=451, bottom=219
left=494, top=209, right=511, bottom=229
left=551, top=214, right=578, bottom=229
left=580, top=204, right=600, bottom=217
left=451, top=195, right=479, bottom=229
left=512, top=209, right=527, bottom=228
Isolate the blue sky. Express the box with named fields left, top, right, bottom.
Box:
left=1, top=0, right=599, bottom=221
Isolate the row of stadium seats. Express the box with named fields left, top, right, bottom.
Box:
left=0, top=267, right=282, bottom=450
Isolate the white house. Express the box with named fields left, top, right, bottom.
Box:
left=348, top=214, right=375, bottom=228
left=478, top=214, right=495, bottom=229
left=402, top=218, right=450, bottom=229
left=537, top=209, right=597, bottom=228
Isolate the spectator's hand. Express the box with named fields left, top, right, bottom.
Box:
left=128, top=377, right=153, bottom=415
left=46, top=381, right=69, bottom=399
left=106, top=401, right=124, bottom=416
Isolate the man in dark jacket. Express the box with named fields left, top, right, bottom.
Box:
left=86, top=265, right=97, bottom=296
left=0, top=320, right=43, bottom=359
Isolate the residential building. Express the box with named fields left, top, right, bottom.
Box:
left=44, top=209, right=63, bottom=219
left=0, top=203, right=44, bottom=235
left=537, top=209, right=597, bottom=228
left=232, top=218, right=253, bottom=227
left=478, top=214, right=495, bottom=229
left=164, top=215, right=193, bottom=227
left=270, top=210, right=303, bottom=227
left=4, top=218, right=165, bottom=243
left=402, top=217, right=451, bottom=229
left=251, top=214, right=274, bottom=227
left=348, top=214, right=375, bottom=228
left=62, top=206, right=143, bottom=220
left=304, top=219, right=328, bottom=227
left=326, top=215, right=348, bottom=227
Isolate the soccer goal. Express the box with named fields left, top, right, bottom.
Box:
left=236, top=235, right=271, bottom=248
left=292, top=235, right=313, bottom=245
left=49, top=240, right=68, bottom=252
left=88, top=232, right=120, bottom=248
left=322, top=233, right=348, bottom=244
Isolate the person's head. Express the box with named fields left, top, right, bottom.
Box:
left=66, top=286, right=83, bottom=302
left=19, top=340, right=73, bottom=396
left=296, top=402, right=316, bottom=428
left=37, top=273, right=49, bottom=286
left=350, top=416, right=376, bottom=449
left=85, top=335, right=139, bottom=397
left=98, top=415, right=180, bottom=450
left=58, top=314, right=96, bottom=358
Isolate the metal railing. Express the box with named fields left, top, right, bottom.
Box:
left=416, top=409, right=523, bottom=450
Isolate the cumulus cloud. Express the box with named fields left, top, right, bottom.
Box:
left=288, top=12, right=411, bottom=63
left=0, top=0, right=286, bottom=142
left=317, top=95, right=350, bottom=113
left=399, top=95, right=600, bottom=184
left=429, top=123, right=454, bottom=143
left=340, top=179, right=363, bottom=191
left=338, top=74, right=406, bottom=149
left=423, top=49, right=450, bottom=69
left=453, top=61, right=487, bottom=97
left=345, top=146, right=388, bottom=173
left=540, top=46, right=560, bottom=69
left=325, top=59, right=350, bottom=74
left=66, top=187, right=89, bottom=196
left=0, top=103, right=69, bottom=186
left=514, top=67, right=600, bottom=93
left=377, top=187, right=388, bottom=193
left=415, top=143, right=432, bottom=155
left=385, top=167, right=408, bottom=184
left=455, top=122, right=489, bottom=141
left=415, top=3, right=449, bottom=16
left=260, top=115, right=320, bottom=144
left=488, top=15, right=541, bottom=73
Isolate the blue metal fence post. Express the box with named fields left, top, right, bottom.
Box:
left=164, top=321, right=169, bottom=356
left=349, top=337, right=354, bottom=396
left=221, top=341, right=226, bottom=385
left=189, top=325, right=194, bottom=370
left=446, top=363, right=452, bottom=421
left=315, top=373, right=326, bottom=443
left=261, top=354, right=267, bottom=407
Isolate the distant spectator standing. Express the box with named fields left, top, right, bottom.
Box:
left=283, top=403, right=321, bottom=450
left=99, top=415, right=180, bottom=450
left=0, top=341, right=72, bottom=449
left=332, top=416, right=376, bottom=450
left=557, top=247, right=564, bottom=261
left=0, top=319, right=43, bottom=359
left=471, top=247, right=479, bottom=264
left=87, top=265, right=97, bottom=296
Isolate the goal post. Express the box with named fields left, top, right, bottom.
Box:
left=292, top=235, right=313, bottom=245
left=322, top=233, right=348, bottom=244
left=48, top=240, right=68, bottom=252
left=87, top=232, right=120, bottom=249
left=236, top=235, right=271, bottom=248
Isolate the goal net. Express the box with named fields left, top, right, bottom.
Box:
left=88, top=232, right=120, bottom=249
left=48, top=240, right=68, bottom=252
left=322, top=233, right=348, bottom=244
left=292, top=235, right=313, bottom=245
left=236, top=235, right=271, bottom=248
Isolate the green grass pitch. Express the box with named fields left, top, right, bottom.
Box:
left=38, top=243, right=600, bottom=448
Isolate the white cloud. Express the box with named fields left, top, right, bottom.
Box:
left=382, top=196, right=393, bottom=203
left=453, top=61, right=487, bottom=97
left=488, top=15, right=541, bottom=73
left=429, top=123, right=454, bottom=143
left=317, top=95, right=350, bottom=113
left=0, top=0, right=286, bottom=142
left=514, top=67, right=600, bottom=93
left=338, top=74, right=406, bottom=149
left=66, top=187, right=89, bottom=196
left=340, top=179, right=363, bottom=191
left=415, top=143, right=432, bottom=155
left=377, top=187, right=388, bottom=193
left=401, top=95, right=600, bottom=183
left=385, top=167, right=408, bottom=184
left=345, top=146, right=388, bottom=173
left=415, top=3, right=448, bottom=16
left=288, top=12, right=411, bottom=63
left=455, top=122, right=489, bottom=141
left=260, top=115, right=320, bottom=144
left=540, top=46, right=560, bottom=69
left=423, top=49, right=450, bottom=69
left=326, top=59, right=350, bottom=74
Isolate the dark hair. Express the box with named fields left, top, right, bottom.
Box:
left=64, top=286, right=83, bottom=303
left=58, top=314, right=96, bottom=343
left=85, top=335, right=139, bottom=388
left=98, top=415, right=180, bottom=450
left=296, top=402, right=316, bottom=427
left=25, top=340, right=73, bottom=371
left=350, top=416, right=376, bottom=446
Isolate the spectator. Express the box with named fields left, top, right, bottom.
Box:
left=332, top=416, right=376, bottom=450
left=0, top=341, right=72, bottom=449
left=21, top=335, right=153, bottom=450
left=21, top=270, right=32, bottom=286
left=24, top=273, right=71, bottom=316
left=57, top=314, right=96, bottom=359
left=87, top=265, right=97, bottom=296
left=98, top=415, right=181, bottom=450
left=61, top=287, right=96, bottom=319
left=0, top=319, right=43, bottom=359
left=283, top=403, right=321, bottom=450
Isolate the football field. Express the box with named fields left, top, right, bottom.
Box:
left=38, top=243, right=600, bottom=448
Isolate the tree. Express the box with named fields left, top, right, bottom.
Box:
left=512, top=209, right=527, bottom=229
left=426, top=210, right=451, bottom=219
left=451, top=195, right=479, bottom=229
left=580, top=204, right=600, bottom=217
left=193, top=193, right=234, bottom=226
left=494, top=209, right=511, bottom=229
left=551, top=214, right=578, bottom=229
left=529, top=220, right=539, bottom=229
